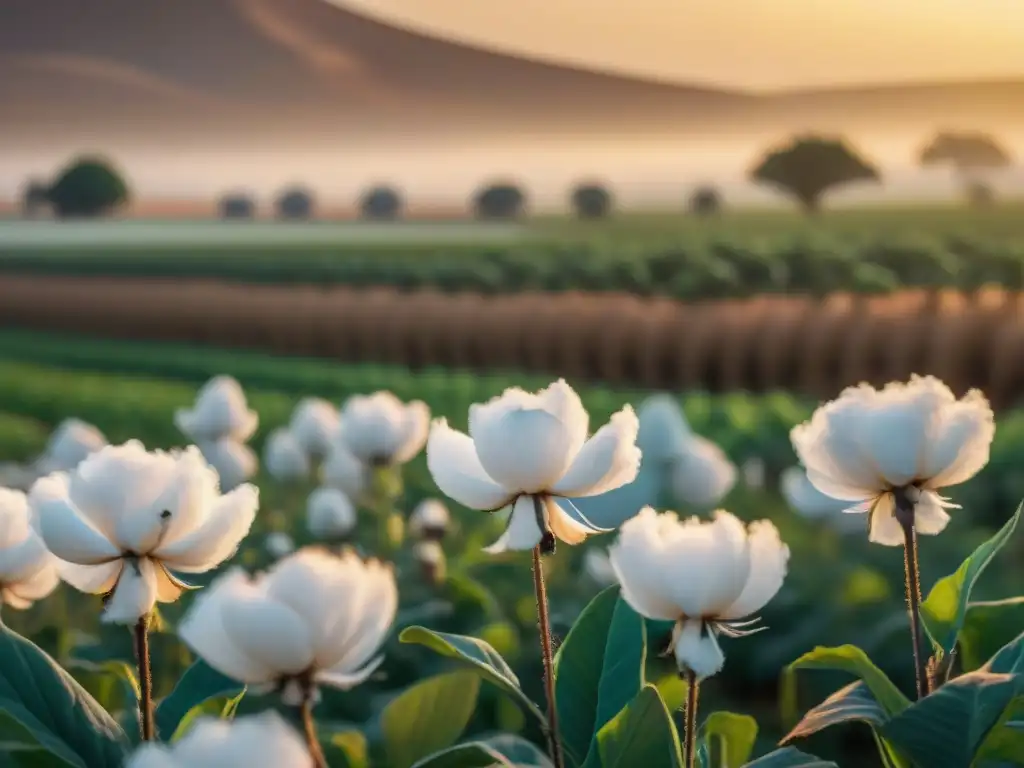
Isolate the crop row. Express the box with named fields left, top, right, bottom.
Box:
left=2, top=275, right=1024, bottom=407
left=3, top=235, right=1024, bottom=298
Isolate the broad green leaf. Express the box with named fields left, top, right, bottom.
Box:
left=0, top=622, right=128, bottom=768
left=382, top=671, right=481, bottom=768
left=974, top=695, right=1024, bottom=765
left=587, top=684, right=682, bottom=768
left=481, top=734, right=552, bottom=766
left=154, top=659, right=245, bottom=741
left=409, top=742, right=513, bottom=768
left=400, top=626, right=544, bottom=723
left=881, top=670, right=1020, bottom=767
left=961, top=599, right=1024, bottom=672
left=985, top=629, right=1024, bottom=675
left=552, top=586, right=620, bottom=766
left=594, top=600, right=647, bottom=735
left=782, top=645, right=910, bottom=720
left=920, top=503, right=1021, bottom=655
left=782, top=681, right=887, bottom=743
left=741, top=747, right=838, bottom=767
left=324, top=729, right=369, bottom=768
left=699, top=711, right=758, bottom=767
left=64, top=659, right=139, bottom=717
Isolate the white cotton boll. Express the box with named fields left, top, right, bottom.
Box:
left=583, top=548, right=617, bottom=586
left=29, top=441, right=259, bottom=625
left=636, top=395, right=692, bottom=466
left=126, top=711, right=311, bottom=767
left=780, top=466, right=860, bottom=533
left=263, top=429, right=310, bottom=483
left=668, top=435, right=737, bottom=508
left=413, top=539, right=444, bottom=566
left=306, top=487, right=356, bottom=542
left=320, top=440, right=367, bottom=500
left=175, top=376, right=259, bottom=444
left=426, top=379, right=641, bottom=554
left=337, top=392, right=430, bottom=466
left=408, top=499, right=450, bottom=539
left=0, top=488, right=59, bottom=609
left=178, top=548, right=396, bottom=698
left=609, top=506, right=789, bottom=679
left=265, top=532, right=295, bottom=560
left=199, top=439, right=258, bottom=492
left=35, top=418, right=107, bottom=474
left=289, top=398, right=339, bottom=458
left=791, top=375, right=995, bottom=546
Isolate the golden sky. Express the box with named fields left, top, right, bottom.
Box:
left=340, top=0, right=1024, bottom=90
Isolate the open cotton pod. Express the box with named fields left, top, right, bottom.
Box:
left=320, top=440, right=368, bottom=501
left=668, top=435, right=737, bottom=509
left=408, top=499, right=450, bottom=541
left=780, top=466, right=862, bottom=533
left=34, top=418, right=107, bottom=474
left=306, top=487, right=356, bottom=543
left=198, top=439, right=258, bottom=492
left=413, top=539, right=446, bottom=585
left=288, top=398, right=340, bottom=459
left=636, top=395, right=692, bottom=467
left=336, top=392, right=430, bottom=467
left=0, top=488, right=59, bottom=610
left=175, top=375, right=259, bottom=444
left=582, top=548, right=617, bottom=587
left=263, top=428, right=311, bottom=483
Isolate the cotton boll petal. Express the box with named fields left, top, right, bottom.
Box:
left=175, top=376, right=259, bottom=443
left=57, top=560, right=122, bottom=594
left=0, top=534, right=54, bottom=585
left=922, top=388, right=995, bottom=488
left=719, top=520, right=789, bottom=620
left=472, top=406, right=575, bottom=494
left=103, top=557, right=159, bottom=625
left=306, top=487, right=356, bottom=541
left=913, top=491, right=954, bottom=536
left=0, top=488, right=33, bottom=548
left=197, top=440, right=257, bottom=492
left=320, top=441, right=367, bottom=500
left=179, top=569, right=280, bottom=685
left=426, top=420, right=509, bottom=510
left=154, top=563, right=192, bottom=604
left=263, top=429, right=310, bottom=482
left=3, top=558, right=59, bottom=606
left=31, top=476, right=120, bottom=565
left=673, top=620, right=725, bottom=679
left=636, top=395, right=692, bottom=465
left=780, top=466, right=850, bottom=520
left=583, top=549, right=617, bottom=586
left=317, top=657, right=384, bottom=691
left=391, top=400, right=430, bottom=464
left=536, top=379, right=590, bottom=460
left=221, top=597, right=316, bottom=677
left=339, top=391, right=417, bottom=464
left=547, top=498, right=593, bottom=546
left=155, top=484, right=258, bottom=572
left=409, top=499, right=450, bottom=538
left=867, top=495, right=905, bottom=547
left=609, top=507, right=686, bottom=621
left=484, top=496, right=543, bottom=554
left=668, top=436, right=737, bottom=508
left=289, top=398, right=339, bottom=458
left=550, top=406, right=641, bottom=498
left=39, top=419, right=107, bottom=473
left=124, top=744, right=181, bottom=768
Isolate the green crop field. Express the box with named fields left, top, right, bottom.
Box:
left=0, top=331, right=1023, bottom=766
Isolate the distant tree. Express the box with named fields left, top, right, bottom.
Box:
left=919, top=131, right=1012, bottom=206
left=473, top=182, right=526, bottom=220
left=360, top=185, right=403, bottom=221
left=570, top=183, right=613, bottom=219
left=749, top=136, right=880, bottom=213
left=275, top=186, right=315, bottom=220
left=46, top=157, right=129, bottom=218
left=219, top=193, right=257, bottom=220
left=689, top=186, right=722, bottom=216
left=20, top=178, right=51, bottom=218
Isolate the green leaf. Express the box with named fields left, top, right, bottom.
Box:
left=64, top=659, right=139, bottom=717
left=324, top=729, right=369, bottom=768
left=973, top=695, right=1024, bottom=765
left=552, top=586, right=621, bottom=766
left=594, top=599, right=647, bottom=735
left=782, top=645, right=910, bottom=721
left=741, top=747, right=838, bottom=767
left=0, top=622, right=128, bottom=768
left=587, top=684, right=682, bottom=768
left=881, top=670, right=1021, bottom=767
left=960, top=598, right=1024, bottom=672
left=400, top=626, right=544, bottom=724
left=154, top=659, right=245, bottom=741
left=920, top=502, right=1021, bottom=655
left=382, top=671, right=481, bottom=768
left=782, top=681, right=887, bottom=744
left=409, top=742, right=513, bottom=768
left=481, top=734, right=552, bottom=766
left=699, top=711, right=758, bottom=767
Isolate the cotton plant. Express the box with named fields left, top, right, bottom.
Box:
left=791, top=375, right=994, bottom=699
left=305, top=486, right=356, bottom=545
left=196, top=438, right=258, bottom=492
left=0, top=487, right=59, bottom=611
left=288, top=397, right=339, bottom=461
left=34, top=417, right=107, bottom=474
left=179, top=547, right=396, bottom=766
left=28, top=440, right=259, bottom=741
left=427, top=378, right=640, bottom=767
left=408, top=498, right=450, bottom=541
left=263, top=428, right=311, bottom=483
left=609, top=507, right=789, bottom=767
left=176, top=377, right=260, bottom=491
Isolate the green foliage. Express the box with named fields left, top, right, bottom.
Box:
left=583, top=685, right=682, bottom=768
left=361, top=186, right=403, bottom=221
left=154, top=659, right=245, bottom=741
left=474, top=183, right=526, bottom=220
left=571, top=184, right=613, bottom=220
left=782, top=644, right=910, bottom=719
left=45, top=157, right=129, bottom=218
left=698, top=711, right=758, bottom=767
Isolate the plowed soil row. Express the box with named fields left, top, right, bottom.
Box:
left=1, top=275, right=1022, bottom=407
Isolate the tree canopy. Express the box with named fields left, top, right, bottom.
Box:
left=47, top=157, right=129, bottom=218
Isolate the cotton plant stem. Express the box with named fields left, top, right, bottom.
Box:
left=532, top=545, right=565, bottom=768
left=895, top=498, right=929, bottom=699
left=133, top=616, right=155, bottom=741
left=300, top=699, right=328, bottom=768
left=683, top=670, right=700, bottom=768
